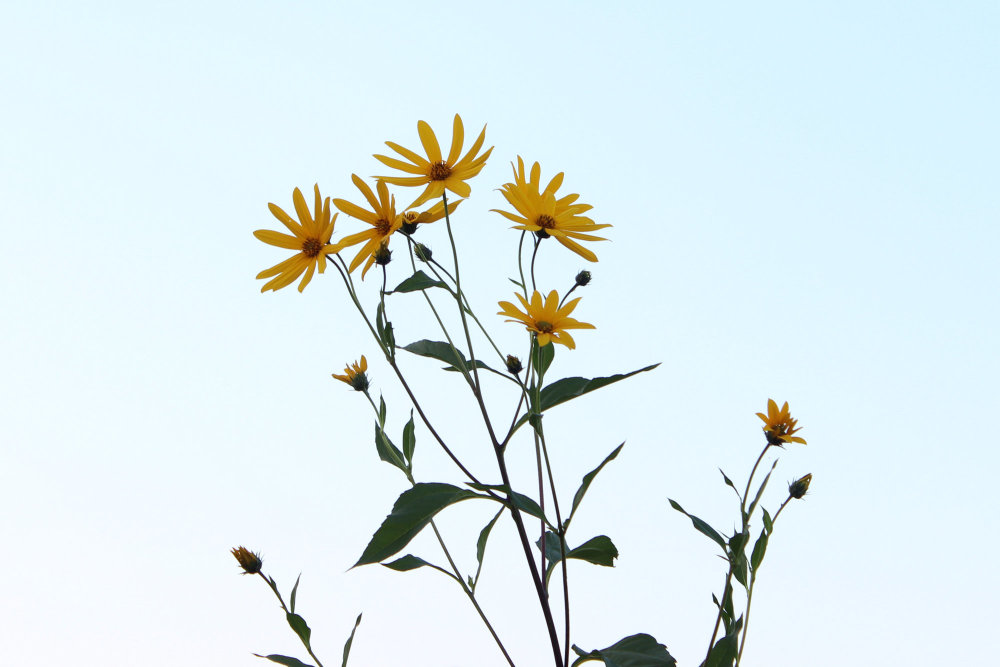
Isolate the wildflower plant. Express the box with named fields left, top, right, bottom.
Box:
left=238, top=115, right=815, bottom=667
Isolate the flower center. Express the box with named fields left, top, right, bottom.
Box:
left=535, top=320, right=554, bottom=333
left=375, top=218, right=393, bottom=236
left=429, top=161, right=452, bottom=181
left=536, top=214, right=557, bottom=229
left=301, top=238, right=323, bottom=258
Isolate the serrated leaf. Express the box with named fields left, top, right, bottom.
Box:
left=390, top=270, right=446, bottom=293
left=254, top=654, right=314, bottom=667
left=567, top=442, right=624, bottom=529
left=341, top=613, right=362, bottom=667
left=402, top=412, right=415, bottom=462
left=286, top=613, right=311, bottom=649
left=512, top=364, right=660, bottom=434
left=570, top=633, right=677, bottom=667
left=354, top=483, right=480, bottom=566
left=668, top=499, right=727, bottom=551
left=289, top=573, right=301, bottom=614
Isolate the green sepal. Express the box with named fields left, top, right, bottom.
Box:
left=354, top=483, right=479, bottom=566
left=511, top=364, right=659, bottom=434
left=668, top=499, right=727, bottom=551
left=570, top=633, right=677, bottom=667
left=566, top=442, right=624, bottom=530
left=402, top=412, right=416, bottom=463
left=390, top=270, right=446, bottom=293
left=341, top=613, right=362, bottom=667
left=253, top=655, right=314, bottom=667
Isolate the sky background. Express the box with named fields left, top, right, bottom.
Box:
left=2, top=1, right=998, bottom=665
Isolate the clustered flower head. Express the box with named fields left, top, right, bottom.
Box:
left=756, top=399, right=807, bottom=446
left=493, top=157, right=611, bottom=263
left=498, top=290, right=595, bottom=349
left=254, top=185, right=340, bottom=292
left=333, top=356, right=370, bottom=392
left=231, top=546, right=263, bottom=575
left=375, top=114, right=492, bottom=208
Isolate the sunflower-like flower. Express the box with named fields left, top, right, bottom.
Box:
left=332, top=176, right=403, bottom=278
left=374, top=114, right=492, bottom=208
left=493, top=157, right=611, bottom=263
left=231, top=546, right=263, bottom=575
left=399, top=198, right=463, bottom=235
left=254, top=185, right=339, bottom=292
left=756, top=399, right=807, bottom=446
left=497, top=290, right=595, bottom=349
left=332, top=356, right=370, bottom=392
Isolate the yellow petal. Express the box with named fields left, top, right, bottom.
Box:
left=446, top=114, right=464, bottom=165
left=417, top=120, right=442, bottom=163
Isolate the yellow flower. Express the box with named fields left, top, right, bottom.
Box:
left=332, top=175, right=403, bottom=278
left=493, top=157, right=611, bottom=263
left=332, top=355, right=370, bottom=392
left=374, top=114, right=492, bottom=208
left=254, top=185, right=339, bottom=292
left=497, top=290, right=595, bottom=349
left=756, top=399, right=807, bottom=446
left=231, top=546, right=262, bottom=575
left=399, top=198, right=464, bottom=235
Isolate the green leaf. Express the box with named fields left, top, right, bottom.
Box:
left=341, top=613, right=362, bottom=667
left=374, top=423, right=407, bottom=473
left=732, top=551, right=749, bottom=589
left=538, top=532, right=618, bottom=586
left=354, top=483, right=479, bottom=566
left=375, top=303, right=394, bottom=354
left=402, top=339, right=470, bottom=373
left=750, top=528, right=770, bottom=571
left=382, top=554, right=455, bottom=579
left=570, top=633, right=677, bottom=666
left=476, top=509, right=505, bottom=573
left=508, top=277, right=525, bottom=289
left=377, top=395, right=386, bottom=427
left=535, top=338, right=555, bottom=377
left=762, top=508, right=773, bottom=533
left=390, top=270, right=446, bottom=293
left=512, top=364, right=660, bottom=434
left=705, top=617, right=742, bottom=667
left=747, top=460, right=778, bottom=519
left=668, top=499, right=727, bottom=551
left=567, top=442, right=624, bottom=529
left=466, top=482, right=551, bottom=527
left=254, top=654, right=314, bottom=667
left=286, top=613, right=312, bottom=649
left=289, top=573, right=301, bottom=614
left=402, top=412, right=415, bottom=463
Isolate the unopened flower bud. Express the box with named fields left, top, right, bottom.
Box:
left=374, top=243, right=392, bottom=266
left=788, top=473, right=812, bottom=499
left=231, top=546, right=263, bottom=575
left=414, top=243, right=433, bottom=262
left=575, top=270, right=592, bottom=286
left=400, top=211, right=420, bottom=236
left=505, top=355, right=523, bottom=374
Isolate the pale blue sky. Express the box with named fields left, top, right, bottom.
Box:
left=2, top=1, right=997, bottom=665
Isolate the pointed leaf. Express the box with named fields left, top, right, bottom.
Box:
left=382, top=554, right=455, bottom=579
left=289, top=573, right=301, bottom=614
left=341, top=613, right=362, bottom=667
left=378, top=395, right=386, bottom=427
left=705, top=617, right=742, bottom=667
left=374, top=423, right=407, bottom=473
left=535, top=338, right=555, bottom=377
left=567, top=535, right=619, bottom=568
left=286, top=613, right=311, bottom=649
left=751, top=528, right=770, bottom=571
left=476, top=509, right=505, bottom=571
left=668, top=499, right=727, bottom=551
left=354, top=483, right=479, bottom=566
left=512, top=365, right=659, bottom=434
left=390, top=270, right=446, bottom=293
left=402, top=412, right=416, bottom=462
left=467, top=482, right=551, bottom=527
left=567, top=443, right=624, bottom=528
left=570, top=633, right=677, bottom=666
left=747, top=460, right=778, bottom=519
left=402, top=339, right=470, bottom=373
left=254, top=655, right=314, bottom=667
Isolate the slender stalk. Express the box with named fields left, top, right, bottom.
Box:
left=258, top=572, right=325, bottom=667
